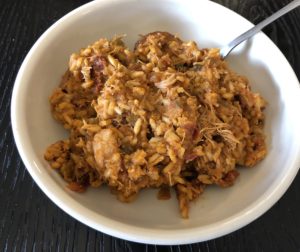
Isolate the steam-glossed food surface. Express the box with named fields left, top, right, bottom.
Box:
left=44, top=32, right=267, bottom=218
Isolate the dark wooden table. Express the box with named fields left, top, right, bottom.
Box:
left=1, top=0, right=300, bottom=251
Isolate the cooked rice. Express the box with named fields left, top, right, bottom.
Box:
left=44, top=32, right=267, bottom=218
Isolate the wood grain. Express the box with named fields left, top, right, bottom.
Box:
left=0, top=0, right=299, bottom=251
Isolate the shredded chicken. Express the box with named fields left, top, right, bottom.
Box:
left=44, top=32, right=267, bottom=218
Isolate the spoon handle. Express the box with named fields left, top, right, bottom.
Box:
left=220, top=0, right=300, bottom=58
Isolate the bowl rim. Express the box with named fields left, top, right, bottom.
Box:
left=11, top=0, right=300, bottom=245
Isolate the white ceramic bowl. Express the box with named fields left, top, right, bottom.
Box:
left=11, top=0, right=300, bottom=245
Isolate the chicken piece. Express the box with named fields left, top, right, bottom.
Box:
left=93, top=129, right=122, bottom=182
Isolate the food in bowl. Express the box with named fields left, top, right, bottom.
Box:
left=44, top=31, right=267, bottom=218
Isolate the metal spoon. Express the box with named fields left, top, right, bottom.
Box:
left=220, top=0, right=300, bottom=59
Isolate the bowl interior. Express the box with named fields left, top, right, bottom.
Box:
left=12, top=0, right=300, bottom=244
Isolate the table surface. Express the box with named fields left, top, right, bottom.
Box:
left=1, top=0, right=300, bottom=251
